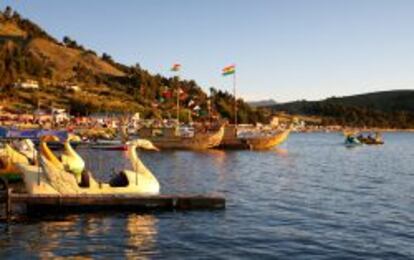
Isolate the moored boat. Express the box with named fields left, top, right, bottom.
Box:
left=357, top=132, right=384, bottom=145
left=218, top=125, right=291, bottom=150
left=89, top=139, right=128, bottom=151
left=344, top=135, right=362, bottom=147
left=137, top=125, right=224, bottom=150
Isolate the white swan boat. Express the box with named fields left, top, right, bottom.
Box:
left=16, top=139, right=160, bottom=195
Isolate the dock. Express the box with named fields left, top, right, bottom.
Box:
left=0, top=178, right=225, bottom=220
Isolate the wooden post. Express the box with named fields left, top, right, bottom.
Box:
left=6, top=187, right=11, bottom=220
left=0, top=177, right=10, bottom=220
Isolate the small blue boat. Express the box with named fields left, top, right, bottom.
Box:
left=344, top=135, right=362, bottom=147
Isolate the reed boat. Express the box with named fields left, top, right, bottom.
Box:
left=137, top=125, right=224, bottom=150
left=16, top=139, right=160, bottom=195
left=218, top=125, right=291, bottom=150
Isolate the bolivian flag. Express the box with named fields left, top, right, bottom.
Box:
left=171, top=63, right=181, bottom=72
left=222, top=64, right=235, bottom=76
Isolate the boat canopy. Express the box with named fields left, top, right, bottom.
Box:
left=0, top=127, right=68, bottom=141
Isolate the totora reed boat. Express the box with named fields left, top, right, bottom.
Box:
left=137, top=125, right=224, bottom=150
left=218, top=125, right=291, bottom=150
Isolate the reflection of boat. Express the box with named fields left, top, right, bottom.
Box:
left=218, top=125, right=291, bottom=150
left=17, top=139, right=160, bottom=195
left=137, top=125, right=224, bottom=150
left=125, top=214, right=157, bottom=258
left=89, top=139, right=127, bottom=151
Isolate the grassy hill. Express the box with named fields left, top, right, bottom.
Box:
left=266, top=90, right=414, bottom=128
left=0, top=7, right=264, bottom=123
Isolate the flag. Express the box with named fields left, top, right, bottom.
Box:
left=188, top=99, right=195, bottom=107
left=171, top=63, right=181, bottom=72
left=162, top=89, right=172, bottom=99
left=222, top=64, right=235, bottom=76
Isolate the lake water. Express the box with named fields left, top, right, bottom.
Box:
left=1, top=133, right=413, bottom=259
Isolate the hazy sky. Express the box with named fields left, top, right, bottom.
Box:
left=2, top=0, right=414, bottom=102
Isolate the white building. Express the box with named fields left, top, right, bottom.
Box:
left=65, top=84, right=81, bottom=92
left=52, top=108, right=70, bottom=124
left=13, top=80, right=39, bottom=89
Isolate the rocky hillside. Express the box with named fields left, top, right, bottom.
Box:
left=0, top=7, right=265, bottom=123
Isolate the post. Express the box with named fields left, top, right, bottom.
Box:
left=6, top=187, right=11, bottom=220
left=0, top=177, right=10, bottom=220
left=37, top=146, right=41, bottom=186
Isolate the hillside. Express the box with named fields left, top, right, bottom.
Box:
left=248, top=99, right=277, bottom=108
left=266, top=90, right=414, bottom=128
left=0, top=7, right=264, bottom=123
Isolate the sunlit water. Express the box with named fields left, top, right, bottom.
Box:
left=1, top=133, right=413, bottom=259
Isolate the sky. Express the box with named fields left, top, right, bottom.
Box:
left=1, top=0, right=414, bottom=102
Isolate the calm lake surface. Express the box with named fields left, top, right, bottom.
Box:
left=1, top=132, right=413, bottom=259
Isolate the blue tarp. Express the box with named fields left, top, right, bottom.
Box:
left=0, top=127, right=68, bottom=141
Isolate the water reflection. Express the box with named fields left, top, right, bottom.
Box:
left=124, top=214, right=157, bottom=259
left=4, top=213, right=158, bottom=259
left=273, top=147, right=289, bottom=156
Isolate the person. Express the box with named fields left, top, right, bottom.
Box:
left=374, top=132, right=382, bottom=142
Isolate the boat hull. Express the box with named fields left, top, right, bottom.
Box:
left=89, top=144, right=127, bottom=151
left=219, top=128, right=291, bottom=150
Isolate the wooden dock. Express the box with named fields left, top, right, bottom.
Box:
left=0, top=178, right=225, bottom=219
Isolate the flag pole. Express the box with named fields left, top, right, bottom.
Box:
left=233, top=71, right=237, bottom=126
left=176, top=75, right=180, bottom=125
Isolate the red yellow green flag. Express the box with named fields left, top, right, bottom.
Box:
left=171, top=63, right=181, bottom=72
left=222, top=64, right=235, bottom=76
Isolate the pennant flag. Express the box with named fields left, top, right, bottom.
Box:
left=171, top=63, right=181, bottom=72
left=162, top=89, right=172, bottom=99
left=179, top=92, right=189, bottom=101
left=188, top=99, right=195, bottom=107
left=222, top=64, right=235, bottom=76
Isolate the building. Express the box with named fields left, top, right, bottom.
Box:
left=65, top=84, right=81, bottom=92
left=13, top=80, right=39, bottom=89
left=52, top=108, right=70, bottom=124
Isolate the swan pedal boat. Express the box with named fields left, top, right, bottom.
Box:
left=0, top=140, right=37, bottom=182
left=16, top=139, right=160, bottom=195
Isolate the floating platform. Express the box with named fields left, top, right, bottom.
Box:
left=0, top=192, right=225, bottom=219
left=0, top=176, right=225, bottom=220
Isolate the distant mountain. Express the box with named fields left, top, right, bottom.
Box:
left=248, top=99, right=277, bottom=108
left=267, top=90, right=414, bottom=128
